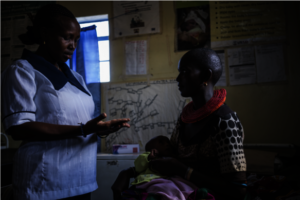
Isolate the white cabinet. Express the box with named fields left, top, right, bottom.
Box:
left=91, top=153, right=140, bottom=200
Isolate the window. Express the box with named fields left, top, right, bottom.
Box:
left=77, top=15, right=110, bottom=83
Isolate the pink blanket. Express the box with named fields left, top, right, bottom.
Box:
left=135, top=176, right=201, bottom=200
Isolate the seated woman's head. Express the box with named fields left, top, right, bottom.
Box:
left=145, top=135, right=173, bottom=159
left=176, top=48, right=223, bottom=98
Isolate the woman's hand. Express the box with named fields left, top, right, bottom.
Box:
left=149, top=157, right=187, bottom=177
left=111, top=167, right=136, bottom=200
left=84, top=113, right=130, bottom=136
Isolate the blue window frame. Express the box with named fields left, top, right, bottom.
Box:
left=77, top=15, right=110, bottom=83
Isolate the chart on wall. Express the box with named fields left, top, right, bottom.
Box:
left=227, top=47, right=257, bottom=86
left=1, top=1, right=53, bottom=72
left=227, top=44, right=286, bottom=86
left=210, top=2, right=286, bottom=48
left=175, top=1, right=211, bottom=51
left=125, top=40, right=147, bottom=75
left=104, top=80, right=189, bottom=152
left=113, top=1, right=160, bottom=38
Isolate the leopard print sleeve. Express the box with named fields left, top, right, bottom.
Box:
left=211, top=112, right=247, bottom=174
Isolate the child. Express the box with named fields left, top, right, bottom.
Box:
left=128, top=136, right=201, bottom=200
left=131, top=135, right=174, bottom=185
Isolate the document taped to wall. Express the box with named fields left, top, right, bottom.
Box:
left=227, top=47, right=256, bottom=85
left=125, top=40, right=147, bottom=75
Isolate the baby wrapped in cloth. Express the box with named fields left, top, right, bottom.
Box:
left=126, top=136, right=214, bottom=200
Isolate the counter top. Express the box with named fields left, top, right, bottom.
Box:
left=97, top=153, right=141, bottom=160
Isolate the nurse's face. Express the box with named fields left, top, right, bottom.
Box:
left=44, top=16, right=80, bottom=63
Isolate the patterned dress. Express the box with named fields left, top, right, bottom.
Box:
left=170, top=104, right=247, bottom=182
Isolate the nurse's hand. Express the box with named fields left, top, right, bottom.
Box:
left=84, top=113, right=130, bottom=136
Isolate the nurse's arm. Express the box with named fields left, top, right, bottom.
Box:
left=7, top=113, right=130, bottom=141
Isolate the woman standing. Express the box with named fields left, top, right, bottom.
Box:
left=1, top=4, right=130, bottom=200
left=112, top=48, right=247, bottom=200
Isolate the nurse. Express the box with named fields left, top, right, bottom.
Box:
left=1, top=4, right=130, bottom=200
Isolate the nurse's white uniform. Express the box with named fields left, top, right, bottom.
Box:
left=1, top=49, right=98, bottom=200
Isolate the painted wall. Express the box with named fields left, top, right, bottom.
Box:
left=2, top=1, right=299, bottom=149
left=59, top=1, right=300, bottom=146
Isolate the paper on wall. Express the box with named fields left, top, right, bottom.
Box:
left=227, top=47, right=256, bottom=85
left=1, top=17, right=13, bottom=38
left=113, top=1, right=160, bottom=38
left=255, top=44, right=286, bottom=83
left=1, top=55, right=12, bottom=72
left=1, top=2, right=50, bottom=69
left=125, top=40, right=147, bottom=75
left=215, top=50, right=226, bottom=86
left=1, top=2, right=52, bottom=18
left=104, top=80, right=189, bottom=152
left=12, top=15, right=28, bottom=45
left=1, top=38, right=11, bottom=55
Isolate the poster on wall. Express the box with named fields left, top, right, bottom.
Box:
left=104, top=80, right=189, bottom=152
left=210, top=2, right=286, bottom=48
left=125, top=40, right=147, bottom=75
left=1, top=1, right=53, bottom=72
left=175, top=2, right=211, bottom=51
left=1, top=1, right=53, bottom=17
left=113, top=1, right=160, bottom=38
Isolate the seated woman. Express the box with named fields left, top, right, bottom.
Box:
left=112, top=48, right=247, bottom=200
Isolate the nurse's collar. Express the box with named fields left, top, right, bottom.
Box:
left=21, top=49, right=90, bottom=96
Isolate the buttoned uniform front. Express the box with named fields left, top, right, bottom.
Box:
left=1, top=49, right=98, bottom=200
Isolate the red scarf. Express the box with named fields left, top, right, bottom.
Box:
left=181, top=89, right=227, bottom=123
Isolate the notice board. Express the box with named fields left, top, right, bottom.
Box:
left=210, top=2, right=286, bottom=48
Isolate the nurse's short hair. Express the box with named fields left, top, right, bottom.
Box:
left=19, top=4, right=76, bottom=45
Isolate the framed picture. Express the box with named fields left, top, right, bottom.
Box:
left=175, top=2, right=211, bottom=51
left=113, top=1, right=160, bottom=38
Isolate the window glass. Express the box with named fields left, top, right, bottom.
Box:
left=79, top=18, right=110, bottom=82
left=100, top=61, right=110, bottom=83
left=98, top=41, right=110, bottom=61
left=80, top=21, right=109, bottom=37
